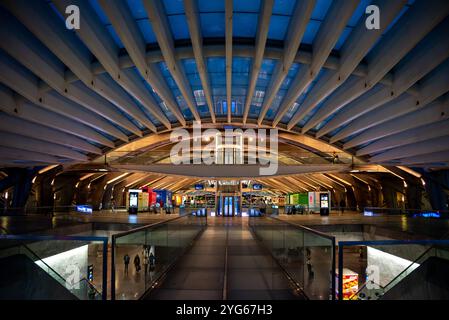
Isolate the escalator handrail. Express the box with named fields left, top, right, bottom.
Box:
left=352, top=230, right=449, bottom=299
left=0, top=229, right=103, bottom=299
left=380, top=230, right=449, bottom=294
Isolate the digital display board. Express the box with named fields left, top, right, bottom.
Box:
left=252, top=184, right=263, bottom=190
left=195, top=184, right=204, bottom=190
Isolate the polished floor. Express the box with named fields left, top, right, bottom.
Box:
left=145, top=217, right=304, bottom=300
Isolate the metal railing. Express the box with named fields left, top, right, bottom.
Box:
left=338, top=239, right=449, bottom=300
left=249, top=216, right=336, bottom=300
left=110, top=212, right=207, bottom=300
left=363, top=207, right=449, bottom=218
left=0, top=234, right=108, bottom=300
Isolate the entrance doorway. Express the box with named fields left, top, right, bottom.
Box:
left=217, top=194, right=240, bottom=216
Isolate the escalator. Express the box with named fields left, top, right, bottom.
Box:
left=0, top=253, right=78, bottom=300
left=353, top=231, right=449, bottom=300
left=142, top=217, right=304, bottom=300
left=0, top=228, right=102, bottom=300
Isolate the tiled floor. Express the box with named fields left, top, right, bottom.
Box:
left=145, top=217, right=304, bottom=300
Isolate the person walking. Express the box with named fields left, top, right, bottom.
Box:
left=123, top=254, right=130, bottom=275
left=134, top=254, right=141, bottom=273
left=340, top=199, right=346, bottom=215
left=149, top=252, right=156, bottom=271
left=143, top=251, right=149, bottom=274
left=306, top=257, right=314, bottom=278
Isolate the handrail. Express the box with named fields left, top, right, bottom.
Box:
left=0, top=234, right=108, bottom=300
left=355, top=230, right=449, bottom=299
left=250, top=216, right=336, bottom=300
left=337, top=239, right=449, bottom=300
left=112, top=213, right=190, bottom=239
left=111, top=211, right=207, bottom=300
left=0, top=227, right=69, bottom=287
left=268, top=216, right=336, bottom=241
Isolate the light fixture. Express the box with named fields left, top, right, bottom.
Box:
left=32, top=176, right=37, bottom=184
left=421, top=178, right=426, bottom=186
left=4, top=192, right=8, bottom=200
left=403, top=181, right=408, bottom=188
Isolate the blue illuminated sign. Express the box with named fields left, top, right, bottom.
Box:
left=76, top=205, right=92, bottom=214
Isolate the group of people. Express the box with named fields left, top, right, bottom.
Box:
left=123, top=246, right=156, bottom=275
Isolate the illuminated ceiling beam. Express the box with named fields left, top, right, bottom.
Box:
left=284, top=0, right=411, bottom=131
left=330, top=62, right=449, bottom=143
left=143, top=0, right=200, bottom=123
left=284, top=176, right=309, bottom=192
left=293, top=176, right=319, bottom=190
left=124, top=174, right=151, bottom=188
left=2, top=0, right=150, bottom=135
left=0, top=146, right=67, bottom=164
left=225, top=0, right=233, bottom=123
left=370, top=136, right=449, bottom=163
left=0, top=52, right=128, bottom=142
left=298, top=0, right=449, bottom=133
left=90, top=0, right=180, bottom=129
left=305, top=174, right=333, bottom=190
left=275, top=178, right=301, bottom=193
left=350, top=174, right=370, bottom=186
left=357, top=120, right=449, bottom=157
left=266, top=179, right=293, bottom=193
left=392, top=150, right=449, bottom=166
left=168, top=178, right=191, bottom=192
left=257, top=0, right=315, bottom=125
left=52, top=0, right=164, bottom=132
left=0, top=10, right=140, bottom=138
left=79, top=173, right=96, bottom=181
left=184, top=0, right=216, bottom=123
left=0, top=86, right=115, bottom=148
left=140, top=175, right=166, bottom=189
left=344, top=95, right=449, bottom=149
left=272, top=0, right=359, bottom=126
left=0, top=132, right=89, bottom=162
left=34, top=44, right=417, bottom=102
left=106, top=172, right=131, bottom=185
left=242, top=0, right=273, bottom=124
left=322, top=22, right=449, bottom=140
left=325, top=173, right=352, bottom=187
left=0, top=114, right=101, bottom=155
left=319, top=173, right=346, bottom=189
left=310, top=174, right=344, bottom=191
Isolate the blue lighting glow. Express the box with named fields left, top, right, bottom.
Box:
left=76, top=205, right=93, bottom=214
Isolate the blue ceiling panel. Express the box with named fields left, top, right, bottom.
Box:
left=348, top=0, right=372, bottom=27
left=106, top=25, right=124, bottom=48
left=89, top=0, right=109, bottom=24
left=267, top=15, right=290, bottom=40
left=272, top=0, right=296, bottom=15
left=234, top=13, right=259, bottom=38
left=200, top=13, right=225, bottom=37
left=311, top=0, right=333, bottom=20
left=198, top=0, right=225, bottom=12
left=168, top=15, right=190, bottom=40
left=126, top=0, right=147, bottom=19
left=162, top=0, right=185, bottom=15
left=136, top=19, right=157, bottom=44
left=334, top=27, right=352, bottom=50
left=235, top=0, right=261, bottom=12
left=302, top=20, right=321, bottom=44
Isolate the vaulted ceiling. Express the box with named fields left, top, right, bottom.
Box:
left=0, top=0, right=449, bottom=169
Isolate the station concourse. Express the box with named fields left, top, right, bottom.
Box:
left=1, top=0, right=449, bottom=301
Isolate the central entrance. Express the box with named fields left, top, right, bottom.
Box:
left=217, top=193, right=241, bottom=216
left=215, top=181, right=241, bottom=217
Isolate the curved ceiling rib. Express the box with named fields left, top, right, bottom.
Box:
left=0, top=0, right=447, bottom=169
